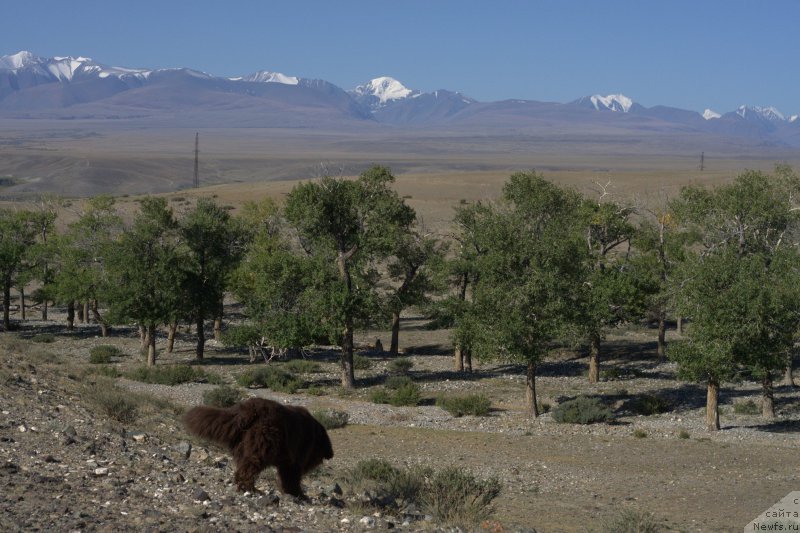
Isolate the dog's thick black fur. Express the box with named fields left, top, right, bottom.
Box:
left=184, top=398, right=333, bottom=496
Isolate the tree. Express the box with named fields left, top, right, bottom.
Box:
left=50, top=195, right=121, bottom=336
left=671, top=249, right=796, bottom=429
left=284, top=166, right=415, bottom=388
left=181, top=198, right=246, bottom=359
left=0, top=209, right=39, bottom=331
left=469, top=172, right=586, bottom=417
left=670, top=169, right=800, bottom=425
left=105, top=197, right=184, bottom=366
left=383, top=225, right=444, bottom=356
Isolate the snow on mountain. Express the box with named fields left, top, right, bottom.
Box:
left=703, top=108, right=721, bottom=120
left=0, top=51, right=152, bottom=82
left=0, top=50, right=39, bottom=69
left=240, top=70, right=299, bottom=85
left=353, top=77, right=418, bottom=105
left=589, top=94, right=634, bottom=112
left=791, top=115, right=799, bottom=123
left=736, top=105, right=785, bottom=122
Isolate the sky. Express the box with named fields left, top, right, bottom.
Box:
left=3, top=0, right=799, bottom=115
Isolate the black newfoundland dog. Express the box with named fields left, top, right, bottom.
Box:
left=184, top=398, right=333, bottom=497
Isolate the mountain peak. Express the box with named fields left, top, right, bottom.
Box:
left=240, top=70, right=299, bottom=85
left=0, top=50, right=41, bottom=69
left=703, top=108, right=721, bottom=120
left=736, top=105, right=785, bottom=122
left=589, top=94, right=634, bottom=112
left=353, top=77, right=416, bottom=104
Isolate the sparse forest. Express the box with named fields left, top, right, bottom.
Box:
left=2, top=165, right=800, bottom=433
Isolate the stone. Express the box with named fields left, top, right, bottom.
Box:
left=359, top=516, right=376, bottom=527
left=193, top=488, right=211, bottom=502
left=93, top=468, right=109, bottom=476
left=174, top=441, right=192, bottom=459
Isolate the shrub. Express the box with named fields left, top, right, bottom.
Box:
left=369, top=388, right=392, bottom=404
left=85, top=365, right=121, bottom=378
left=236, top=366, right=302, bottom=393
left=436, top=394, right=491, bottom=417
left=351, top=458, right=400, bottom=483
left=305, top=385, right=327, bottom=396
left=632, top=429, right=647, bottom=438
left=630, top=394, right=671, bottom=416
left=127, top=365, right=220, bottom=386
left=387, top=358, right=413, bottom=374
left=423, top=467, right=502, bottom=528
left=83, top=379, right=139, bottom=423
left=552, top=396, right=613, bottom=424
left=385, top=375, right=413, bottom=390
left=31, top=333, right=55, bottom=343
left=89, top=345, right=121, bottom=364
left=283, top=359, right=321, bottom=374
left=389, top=382, right=421, bottom=406
left=353, top=354, right=372, bottom=370
left=733, top=399, right=760, bottom=415
left=678, top=430, right=690, bottom=439
left=312, top=409, right=349, bottom=430
left=203, top=385, right=246, bottom=408
left=602, top=509, right=662, bottom=533
left=538, top=401, right=551, bottom=414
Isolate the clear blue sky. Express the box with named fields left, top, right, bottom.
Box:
left=3, top=0, right=798, bottom=115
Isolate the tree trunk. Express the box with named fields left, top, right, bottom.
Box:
left=389, top=311, right=401, bottom=357
left=139, top=324, right=147, bottom=350
left=146, top=324, right=157, bottom=367
left=2, top=281, right=10, bottom=330
left=167, top=321, right=177, bottom=354
left=42, top=298, right=48, bottom=321
left=341, top=318, right=355, bottom=388
left=83, top=302, right=90, bottom=324
left=196, top=317, right=205, bottom=360
left=706, top=379, right=720, bottom=431
left=66, top=301, right=75, bottom=331
left=91, top=299, right=108, bottom=337
left=76, top=302, right=84, bottom=323
left=676, top=316, right=683, bottom=335
left=526, top=361, right=539, bottom=419
left=588, top=332, right=601, bottom=383
left=762, top=373, right=775, bottom=419
left=781, top=352, right=795, bottom=387
left=464, top=348, right=472, bottom=373
left=657, top=312, right=666, bottom=359
left=454, top=345, right=464, bottom=372
left=213, top=297, right=223, bottom=341
left=19, top=287, right=25, bottom=320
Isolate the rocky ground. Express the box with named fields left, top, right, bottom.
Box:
left=1, top=314, right=799, bottom=532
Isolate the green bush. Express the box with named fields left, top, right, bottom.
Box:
left=387, top=358, right=414, bottom=374
left=369, top=388, right=392, bottom=404
left=305, top=384, right=327, bottom=396
left=632, top=429, right=647, bottom=438
left=31, top=333, right=55, bottom=343
left=203, top=385, right=246, bottom=408
left=89, top=345, right=121, bottom=364
left=312, top=409, right=349, bottom=430
left=678, top=430, right=690, bottom=439
left=236, top=366, right=302, bottom=393
left=733, top=399, right=760, bottom=415
left=423, top=467, right=502, bottom=528
left=436, top=394, right=491, bottom=417
left=390, top=382, right=421, bottom=406
left=601, top=509, right=662, bottom=533
left=127, top=365, right=220, bottom=386
left=282, top=359, right=321, bottom=374
left=351, top=458, right=400, bottom=483
left=385, top=375, right=414, bottom=390
left=353, top=354, right=372, bottom=370
left=630, top=394, right=671, bottom=416
left=552, top=396, right=613, bottom=424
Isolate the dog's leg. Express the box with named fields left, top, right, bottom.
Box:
left=234, top=458, right=263, bottom=492
left=276, top=464, right=304, bottom=498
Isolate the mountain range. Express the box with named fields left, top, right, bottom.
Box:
left=1, top=51, right=799, bottom=147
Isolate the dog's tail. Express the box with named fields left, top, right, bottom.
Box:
left=183, top=405, right=245, bottom=449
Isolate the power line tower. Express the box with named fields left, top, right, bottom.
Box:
left=193, top=132, right=200, bottom=188
left=700, top=152, right=705, bottom=172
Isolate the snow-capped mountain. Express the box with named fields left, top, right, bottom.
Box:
left=237, top=70, right=299, bottom=85
left=351, top=77, right=420, bottom=111
left=1, top=51, right=798, bottom=146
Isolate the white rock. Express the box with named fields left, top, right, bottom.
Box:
left=94, top=467, right=109, bottom=476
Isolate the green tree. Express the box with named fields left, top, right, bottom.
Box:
left=105, top=197, right=184, bottom=366
left=284, top=166, right=415, bottom=388
left=670, top=169, right=800, bottom=426
left=469, top=172, right=586, bottom=417
left=181, top=198, right=247, bottom=359
left=50, top=195, right=121, bottom=335
left=0, top=210, right=39, bottom=331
